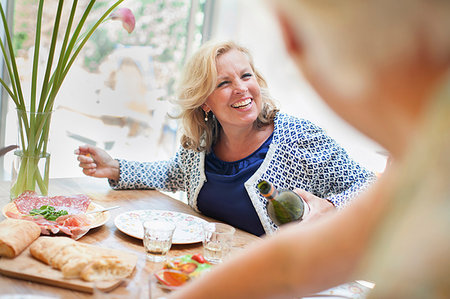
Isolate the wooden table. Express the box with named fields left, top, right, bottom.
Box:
left=0, top=177, right=260, bottom=298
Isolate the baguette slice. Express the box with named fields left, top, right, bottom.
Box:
left=80, top=255, right=135, bottom=281
left=29, top=236, right=75, bottom=264
left=50, top=243, right=93, bottom=269
left=61, top=256, right=95, bottom=278
left=29, top=236, right=137, bottom=282
left=0, top=219, right=41, bottom=258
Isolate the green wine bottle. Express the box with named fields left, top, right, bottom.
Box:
left=257, top=180, right=309, bottom=226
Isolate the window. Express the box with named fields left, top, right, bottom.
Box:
left=1, top=0, right=210, bottom=179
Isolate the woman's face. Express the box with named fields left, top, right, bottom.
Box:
left=203, top=49, right=262, bottom=131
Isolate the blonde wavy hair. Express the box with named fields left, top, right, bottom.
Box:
left=173, top=40, right=279, bottom=152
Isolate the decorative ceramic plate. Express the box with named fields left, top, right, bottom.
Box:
left=0, top=295, right=59, bottom=299
left=2, top=202, right=110, bottom=229
left=114, top=210, right=208, bottom=244
left=302, top=280, right=375, bottom=298
left=84, top=202, right=111, bottom=228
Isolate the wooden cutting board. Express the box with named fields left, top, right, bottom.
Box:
left=0, top=245, right=138, bottom=293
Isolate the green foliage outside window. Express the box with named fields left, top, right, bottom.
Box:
left=12, top=0, right=205, bottom=98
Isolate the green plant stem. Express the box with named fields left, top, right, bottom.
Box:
left=0, top=77, right=17, bottom=105
left=43, top=0, right=96, bottom=111
left=0, top=39, right=19, bottom=105
left=0, top=4, right=25, bottom=109
left=38, top=0, right=64, bottom=113
left=10, top=110, right=52, bottom=198
left=30, top=0, right=44, bottom=114
left=2, top=1, right=130, bottom=199
left=38, top=1, right=79, bottom=113
left=11, top=152, right=49, bottom=198
left=43, top=1, right=123, bottom=124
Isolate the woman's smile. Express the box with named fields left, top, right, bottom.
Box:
left=231, top=97, right=253, bottom=109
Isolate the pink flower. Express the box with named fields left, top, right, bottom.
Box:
left=109, top=7, right=135, bottom=34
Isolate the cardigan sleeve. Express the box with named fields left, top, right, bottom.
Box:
left=322, top=146, right=376, bottom=208
left=296, top=124, right=376, bottom=208
left=108, top=148, right=187, bottom=192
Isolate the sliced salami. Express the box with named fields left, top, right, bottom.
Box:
left=14, top=191, right=49, bottom=214
left=11, top=191, right=93, bottom=240
left=14, top=191, right=91, bottom=214
left=49, top=194, right=91, bottom=213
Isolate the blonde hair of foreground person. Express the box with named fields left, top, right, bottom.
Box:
left=168, top=0, right=450, bottom=298
left=173, top=40, right=278, bottom=152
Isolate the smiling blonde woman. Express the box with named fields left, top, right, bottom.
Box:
left=75, top=40, right=375, bottom=237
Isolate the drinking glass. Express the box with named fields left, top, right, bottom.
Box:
left=202, top=222, right=235, bottom=264
left=143, top=220, right=176, bottom=262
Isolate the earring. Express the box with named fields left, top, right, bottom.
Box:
left=204, top=110, right=209, bottom=122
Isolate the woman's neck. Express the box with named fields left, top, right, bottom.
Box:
left=213, top=123, right=274, bottom=162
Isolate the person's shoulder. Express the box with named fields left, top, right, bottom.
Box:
left=177, top=146, right=203, bottom=163
left=274, top=112, right=324, bottom=142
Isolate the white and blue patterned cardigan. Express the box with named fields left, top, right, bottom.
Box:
left=110, top=112, right=376, bottom=234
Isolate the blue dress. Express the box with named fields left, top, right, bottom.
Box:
left=197, top=133, right=274, bottom=236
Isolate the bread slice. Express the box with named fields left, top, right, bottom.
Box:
left=50, top=243, right=93, bottom=269
left=0, top=219, right=41, bottom=258
left=30, top=236, right=75, bottom=264
left=29, top=236, right=137, bottom=282
left=80, top=255, right=135, bottom=281
left=61, top=256, right=95, bottom=278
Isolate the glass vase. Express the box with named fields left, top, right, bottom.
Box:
left=10, top=109, right=53, bottom=199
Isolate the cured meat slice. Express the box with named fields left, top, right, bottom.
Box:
left=13, top=191, right=48, bottom=214
left=56, top=214, right=91, bottom=227
left=5, top=211, right=92, bottom=240
left=14, top=191, right=91, bottom=214
left=47, top=195, right=91, bottom=214
left=10, top=192, right=93, bottom=240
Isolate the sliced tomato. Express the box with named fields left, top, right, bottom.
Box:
left=191, top=253, right=206, bottom=264
left=154, top=270, right=190, bottom=287
left=179, top=262, right=197, bottom=274
left=164, top=261, right=178, bottom=270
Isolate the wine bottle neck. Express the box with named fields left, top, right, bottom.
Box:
left=263, top=186, right=278, bottom=200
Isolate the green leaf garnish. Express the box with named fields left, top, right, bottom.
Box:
left=29, top=205, right=68, bottom=221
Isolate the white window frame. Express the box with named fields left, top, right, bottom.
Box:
left=0, top=0, right=14, bottom=180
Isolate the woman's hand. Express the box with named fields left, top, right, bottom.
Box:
left=293, top=189, right=336, bottom=224
left=74, top=145, right=120, bottom=181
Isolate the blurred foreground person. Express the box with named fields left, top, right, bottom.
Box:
left=170, top=0, right=450, bottom=298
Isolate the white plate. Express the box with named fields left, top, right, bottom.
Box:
left=85, top=202, right=111, bottom=228
left=2, top=202, right=110, bottom=229
left=114, top=210, right=208, bottom=244
left=302, top=281, right=374, bottom=299
left=0, top=296, right=58, bottom=299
